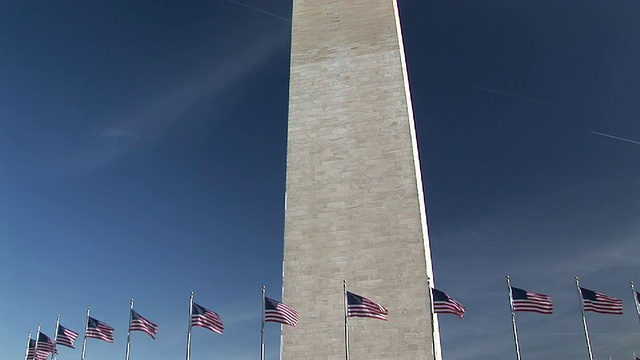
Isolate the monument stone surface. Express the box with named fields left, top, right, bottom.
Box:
left=282, top=0, right=440, bottom=358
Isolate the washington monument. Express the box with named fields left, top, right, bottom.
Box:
left=282, top=0, right=440, bottom=359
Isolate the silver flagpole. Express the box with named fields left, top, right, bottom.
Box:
left=506, top=276, right=522, bottom=360
left=343, top=280, right=350, bottom=360
left=631, top=281, right=640, bottom=325
left=185, top=292, right=194, bottom=360
left=51, top=315, right=61, bottom=360
left=261, top=286, right=266, bottom=360
left=24, top=331, right=32, bottom=360
left=633, top=351, right=636, bottom=359
left=576, top=277, right=594, bottom=360
left=125, top=299, right=134, bottom=360
left=427, top=276, right=437, bottom=359
left=35, top=323, right=42, bottom=360
left=81, top=307, right=91, bottom=360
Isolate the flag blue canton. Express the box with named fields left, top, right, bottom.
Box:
left=56, top=324, right=79, bottom=348
left=86, top=316, right=115, bottom=342
left=191, top=302, right=224, bottom=334
left=26, top=339, right=38, bottom=360
left=130, top=309, right=159, bottom=339
left=346, top=291, right=388, bottom=320
left=511, top=287, right=553, bottom=314
left=265, top=297, right=299, bottom=327
left=580, top=287, right=623, bottom=315
left=36, top=332, right=56, bottom=357
left=432, top=288, right=466, bottom=318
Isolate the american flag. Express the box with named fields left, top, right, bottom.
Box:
left=191, top=302, right=224, bottom=334
left=346, top=291, right=388, bottom=321
left=56, top=324, right=79, bottom=348
left=636, top=291, right=640, bottom=305
left=27, top=338, right=49, bottom=360
left=432, top=288, right=466, bottom=318
left=580, top=287, right=623, bottom=315
left=511, top=287, right=553, bottom=314
left=26, top=339, right=38, bottom=360
left=264, top=297, right=299, bottom=327
left=130, top=309, right=159, bottom=339
left=36, top=332, right=57, bottom=359
left=86, top=316, right=115, bottom=342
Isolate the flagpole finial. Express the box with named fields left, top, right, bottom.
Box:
left=575, top=276, right=579, bottom=281
left=506, top=275, right=510, bottom=280
left=190, top=291, right=194, bottom=296
left=262, top=285, right=266, bottom=290
left=631, top=280, right=635, bottom=285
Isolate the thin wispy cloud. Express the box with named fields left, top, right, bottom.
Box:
left=95, top=128, right=152, bottom=139
left=50, top=30, right=288, bottom=177
left=223, top=309, right=261, bottom=325
left=224, top=0, right=291, bottom=23
left=590, top=131, right=640, bottom=146
left=472, top=84, right=555, bottom=106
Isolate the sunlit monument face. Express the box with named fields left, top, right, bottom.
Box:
left=281, top=1, right=440, bottom=359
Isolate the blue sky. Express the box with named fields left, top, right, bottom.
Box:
left=1, top=0, right=639, bottom=359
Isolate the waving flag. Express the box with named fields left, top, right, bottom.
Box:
left=579, top=287, right=623, bottom=315
left=130, top=309, right=159, bottom=339
left=36, top=332, right=56, bottom=359
left=346, top=291, right=388, bottom=320
left=511, top=287, right=553, bottom=314
left=56, top=324, right=79, bottom=348
left=191, top=302, right=224, bottom=334
left=26, top=339, right=37, bottom=360
left=432, top=288, right=466, bottom=318
left=265, top=297, right=299, bottom=327
left=86, top=316, right=115, bottom=342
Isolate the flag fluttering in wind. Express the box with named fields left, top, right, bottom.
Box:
left=86, top=316, right=115, bottom=342
left=510, top=287, right=553, bottom=314
left=130, top=309, right=159, bottom=339
left=432, top=288, right=466, bottom=318
left=579, top=287, right=623, bottom=314
left=346, top=291, right=388, bottom=320
left=265, top=297, right=299, bottom=327
left=191, top=302, right=224, bottom=334
left=56, top=324, right=79, bottom=348
left=26, top=338, right=38, bottom=360
left=633, top=288, right=640, bottom=313
left=36, top=332, right=56, bottom=359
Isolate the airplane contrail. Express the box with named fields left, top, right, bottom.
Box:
left=591, top=131, right=640, bottom=146
left=472, top=85, right=555, bottom=106
left=224, top=0, right=291, bottom=23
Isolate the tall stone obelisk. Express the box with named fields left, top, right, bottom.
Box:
left=282, top=1, right=440, bottom=359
